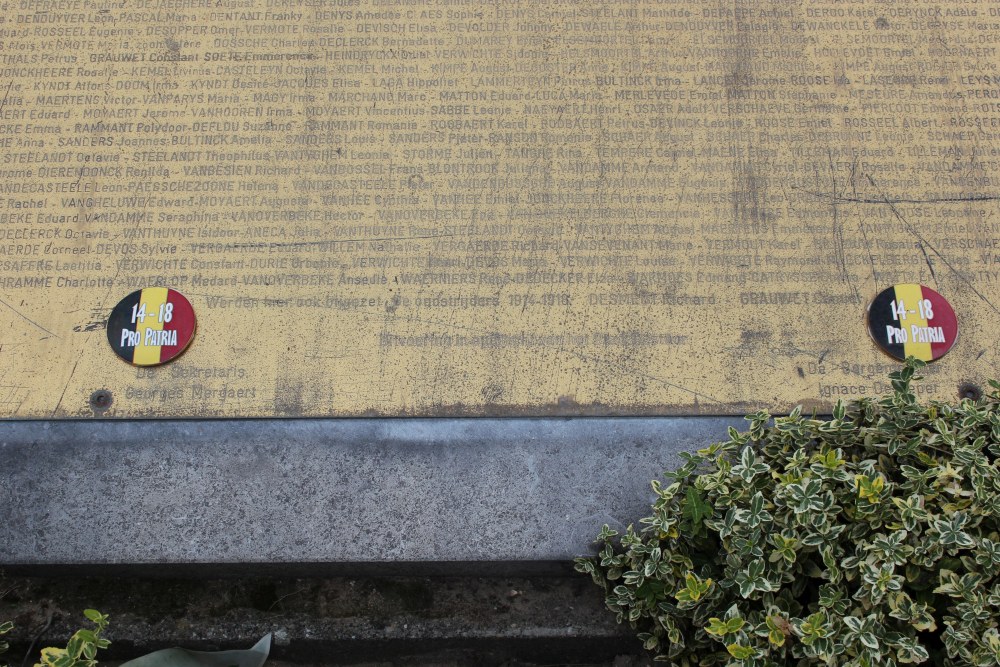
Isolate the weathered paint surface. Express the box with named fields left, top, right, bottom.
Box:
left=0, top=0, right=998, bottom=418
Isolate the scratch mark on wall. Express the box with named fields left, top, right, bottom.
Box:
left=0, top=297, right=58, bottom=337
left=846, top=158, right=880, bottom=291
left=867, top=175, right=1000, bottom=316
left=828, top=150, right=861, bottom=304
left=0, top=81, right=13, bottom=117
left=917, top=241, right=939, bottom=289
left=51, top=359, right=79, bottom=417
left=855, top=220, right=879, bottom=291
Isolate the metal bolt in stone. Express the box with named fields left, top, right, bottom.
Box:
left=90, top=390, right=113, bottom=410
left=958, top=383, right=983, bottom=402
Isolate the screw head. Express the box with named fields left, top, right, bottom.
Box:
left=958, top=383, right=982, bottom=402
left=90, top=389, right=113, bottom=411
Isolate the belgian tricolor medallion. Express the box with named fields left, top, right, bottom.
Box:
left=867, top=284, right=957, bottom=362
left=107, top=288, right=196, bottom=366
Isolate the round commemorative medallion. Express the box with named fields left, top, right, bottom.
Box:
left=867, top=284, right=957, bottom=362
left=107, top=288, right=196, bottom=366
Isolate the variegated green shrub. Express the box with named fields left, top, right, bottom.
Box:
left=34, top=610, right=110, bottom=667
left=577, top=358, right=1000, bottom=666
left=0, top=611, right=107, bottom=667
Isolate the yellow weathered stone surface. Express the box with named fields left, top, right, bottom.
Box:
left=0, top=0, right=998, bottom=417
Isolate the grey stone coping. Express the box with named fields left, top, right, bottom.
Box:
left=0, top=417, right=740, bottom=572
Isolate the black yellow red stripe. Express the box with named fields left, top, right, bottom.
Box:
left=867, top=284, right=957, bottom=362
left=132, top=287, right=168, bottom=366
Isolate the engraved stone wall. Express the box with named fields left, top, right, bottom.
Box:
left=0, top=0, right=998, bottom=416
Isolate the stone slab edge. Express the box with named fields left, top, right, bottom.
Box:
left=0, top=417, right=740, bottom=572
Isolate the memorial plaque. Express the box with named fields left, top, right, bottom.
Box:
left=1, top=0, right=999, bottom=418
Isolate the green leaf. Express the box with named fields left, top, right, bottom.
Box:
left=681, top=486, right=712, bottom=537
left=766, top=614, right=789, bottom=647
left=82, top=610, right=103, bottom=624
left=726, top=643, right=755, bottom=660
left=707, top=615, right=745, bottom=636
left=119, top=635, right=271, bottom=667
left=733, top=447, right=770, bottom=482
left=674, top=572, right=712, bottom=605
